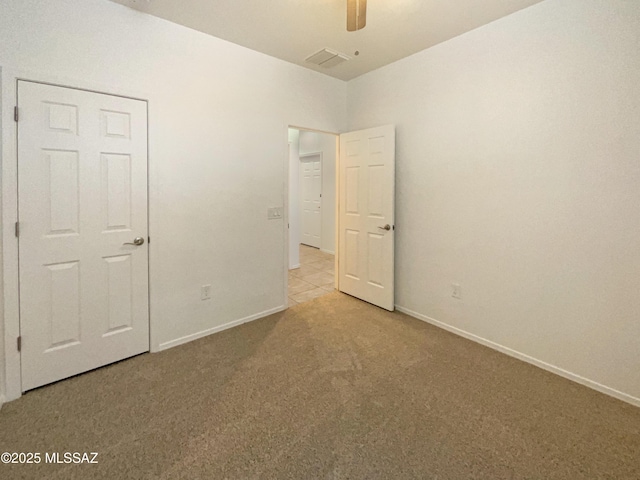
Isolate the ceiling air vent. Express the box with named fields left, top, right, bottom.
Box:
left=305, top=48, right=350, bottom=69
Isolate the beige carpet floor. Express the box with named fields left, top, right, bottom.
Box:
left=1, top=292, right=639, bottom=479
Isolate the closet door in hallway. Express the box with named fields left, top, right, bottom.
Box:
left=299, top=154, right=322, bottom=248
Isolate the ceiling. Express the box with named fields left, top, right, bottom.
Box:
left=109, top=0, right=545, bottom=81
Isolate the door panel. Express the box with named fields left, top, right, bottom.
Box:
left=102, top=153, right=133, bottom=230
left=18, top=81, right=149, bottom=391
left=104, top=254, right=134, bottom=334
left=300, top=155, right=322, bottom=248
left=339, top=125, right=395, bottom=311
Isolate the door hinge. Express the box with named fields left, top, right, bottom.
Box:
left=15, top=221, right=19, bottom=238
left=14, top=106, right=19, bottom=122
left=17, top=336, right=22, bottom=352
left=148, top=236, right=151, bottom=244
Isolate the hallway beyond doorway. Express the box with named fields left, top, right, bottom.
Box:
left=288, top=245, right=335, bottom=306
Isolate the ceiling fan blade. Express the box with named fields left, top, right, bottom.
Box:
left=347, top=0, right=367, bottom=32
left=358, top=0, right=367, bottom=30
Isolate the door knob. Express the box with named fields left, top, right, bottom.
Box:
left=378, top=224, right=392, bottom=231
left=123, top=237, right=145, bottom=246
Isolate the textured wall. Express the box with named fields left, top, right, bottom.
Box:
left=348, top=0, right=640, bottom=402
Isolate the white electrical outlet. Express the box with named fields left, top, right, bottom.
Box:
left=201, top=284, right=212, bottom=301
left=451, top=283, right=461, bottom=300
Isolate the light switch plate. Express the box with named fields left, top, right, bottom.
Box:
left=201, top=284, right=212, bottom=301
left=268, top=207, right=283, bottom=220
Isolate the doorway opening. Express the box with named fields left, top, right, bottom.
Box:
left=287, top=127, right=338, bottom=307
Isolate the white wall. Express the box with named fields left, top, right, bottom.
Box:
left=348, top=0, right=640, bottom=403
left=0, top=0, right=346, bottom=399
left=0, top=68, right=3, bottom=408
left=320, top=134, right=337, bottom=255
left=299, top=131, right=337, bottom=254
left=288, top=129, right=301, bottom=268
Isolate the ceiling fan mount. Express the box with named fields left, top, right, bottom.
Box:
left=347, top=0, right=367, bottom=32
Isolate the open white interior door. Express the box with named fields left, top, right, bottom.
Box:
left=338, top=125, right=395, bottom=311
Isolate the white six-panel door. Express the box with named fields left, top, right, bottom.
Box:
left=18, top=81, right=149, bottom=391
left=339, top=125, right=395, bottom=311
left=300, top=155, right=322, bottom=248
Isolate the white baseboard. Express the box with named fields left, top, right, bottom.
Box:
left=289, top=264, right=300, bottom=270
left=320, top=249, right=335, bottom=255
left=396, top=305, right=640, bottom=408
left=157, top=305, right=286, bottom=351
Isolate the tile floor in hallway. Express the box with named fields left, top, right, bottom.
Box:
left=288, top=244, right=335, bottom=306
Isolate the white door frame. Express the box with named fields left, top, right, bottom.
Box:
left=1, top=67, right=153, bottom=402
left=299, top=152, right=323, bottom=249
left=284, top=126, right=340, bottom=308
